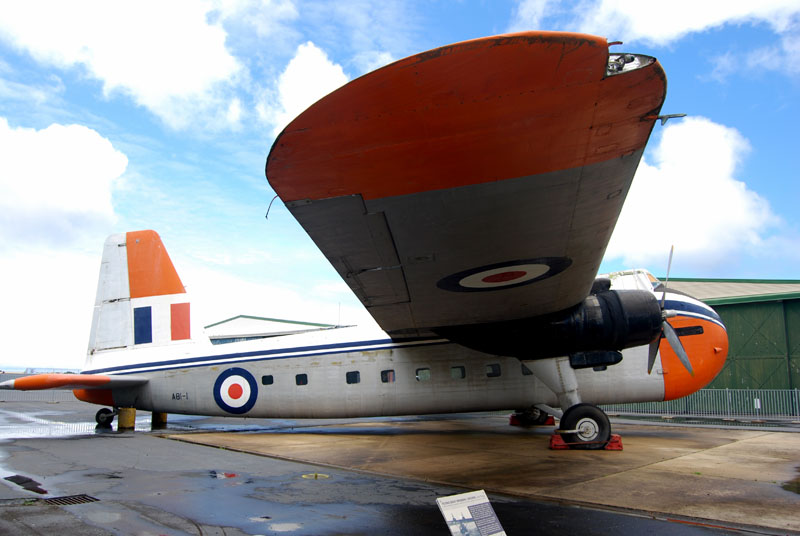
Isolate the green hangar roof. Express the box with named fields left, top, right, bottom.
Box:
left=664, top=278, right=800, bottom=306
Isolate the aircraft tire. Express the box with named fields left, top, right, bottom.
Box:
left=95, top=407, right=115, bottom=426
left=515, top=407, right=550, bottom=426
left=559, top=403, right=610, bottom=450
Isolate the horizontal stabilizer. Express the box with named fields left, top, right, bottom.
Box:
left=0, top=373, right=148, bottom=391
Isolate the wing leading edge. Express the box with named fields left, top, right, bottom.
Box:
left=267, top=32, right=666, bottom=339
left=0, top=373, right=148, bottom=391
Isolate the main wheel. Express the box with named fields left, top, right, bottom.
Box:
left=559, top=403, right=611, bottom=450
left=95, top=407, right=115, bottom=426
left=514, top=406, right=550, bottom=426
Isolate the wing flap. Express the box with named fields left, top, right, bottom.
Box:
left=0, top=373, right=149, bottom=391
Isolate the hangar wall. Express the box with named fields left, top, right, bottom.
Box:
left=668, top=279, right=800, bottom=390
left=707, top=298, right=799, bottom=389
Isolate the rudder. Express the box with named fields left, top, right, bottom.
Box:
left=85, top=231, right=194, bottom=369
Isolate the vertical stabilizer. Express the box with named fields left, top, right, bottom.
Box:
left=85, top=230, right=197, bottom=370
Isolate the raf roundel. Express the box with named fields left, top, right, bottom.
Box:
left=213, top=368, right=258, bottom=414
left=437, top=257, right=572, bottom=292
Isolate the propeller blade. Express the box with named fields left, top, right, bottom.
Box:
left=647, top=335, right=661, bottom=374
left=660, top=245, right=674, bottom=309
left=662, top=320, right=694, bottom=376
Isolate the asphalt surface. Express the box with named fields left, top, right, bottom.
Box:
left=0, top=398, right=797, bottom=535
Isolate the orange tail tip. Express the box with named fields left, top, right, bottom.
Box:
left=126, top=230, right=185, bottom=298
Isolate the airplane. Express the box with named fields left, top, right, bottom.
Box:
left=0, top=31, right=728, bottom=449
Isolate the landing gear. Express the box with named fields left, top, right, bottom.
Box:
left=558, top=403, right=611, bottom=450
left=511, top=406, right=550, bottom=426
left=95, top=407, right=116, bottom=427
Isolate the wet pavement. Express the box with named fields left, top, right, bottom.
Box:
left=0, top=398, right=797, bottom=535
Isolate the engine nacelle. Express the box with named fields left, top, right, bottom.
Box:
left=434, top=289, right=662, bottom=359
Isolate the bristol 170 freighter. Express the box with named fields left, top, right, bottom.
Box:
left=1, top=32, right=728, bottom=449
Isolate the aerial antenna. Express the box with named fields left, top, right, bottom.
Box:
left=265, top=194, right=280, bottom=220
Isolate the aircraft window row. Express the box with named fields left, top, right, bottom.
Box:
left=260, top=362, right=535, bottom=388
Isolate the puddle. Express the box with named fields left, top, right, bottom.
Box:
left=782, top=471, right=800, bottom=495
left=4, top=474, right=47, bottom=494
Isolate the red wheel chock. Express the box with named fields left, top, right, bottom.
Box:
left=549, top=433, right=623, bottom=450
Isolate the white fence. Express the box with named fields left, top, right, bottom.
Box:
left=603, top=389, right=800, bottom=420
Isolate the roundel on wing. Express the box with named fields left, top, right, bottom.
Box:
left=213, top=367, right=258, bottom=414
left=437, top=257, right=572, bottom=292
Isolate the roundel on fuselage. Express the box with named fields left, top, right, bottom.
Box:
left=213, top=367, right=258, bottom=414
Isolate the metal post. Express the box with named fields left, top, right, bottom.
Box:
left=726, top=388, right=731, bottom=417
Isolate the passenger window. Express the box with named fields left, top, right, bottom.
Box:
left=450, top=366, right=466, bottom=379
left=415, top=368, right=431, bottom=381
left=346, top=371, right=360, bottom=384
left=295, top=373, right=308, bottom=386
left=261, top=375, right=274, bottom=385
left=486, top=364, right=501, bottom=378
left=381, top=369, right=396, bottom=383
left=521, top=363, right=533, bottom=376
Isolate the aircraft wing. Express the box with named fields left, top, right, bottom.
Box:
left=266, top=32, right=666, bottom=339
left=0, top=373, right=149, bottom=390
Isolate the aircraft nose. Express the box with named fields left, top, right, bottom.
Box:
left=660, top=315, right=729, bottom=401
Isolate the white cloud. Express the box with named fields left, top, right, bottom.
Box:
left=0, top=249, right=99, bottom=370
left=510, top=0, right=800, bottom=79
left=0, top=118, right=127, bottom=248
left=509, top=0, right=563, bottom=32
left=713, top=18, right=800, bottom=79
left=0, top=1, right=242, bottom=129
left=0, top=118, right=127, bottom=369
left=257, top=41, right=348, bottom=137
left=352, top=50, right=395, bottom=73
left=511, top=0, right=800, bottom=45
left=574, top=1, right=799, bottom=46
left=606, top=117, right=778, bottom=269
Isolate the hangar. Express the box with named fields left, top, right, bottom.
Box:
left=668, top=278, right=800, bottom=389
left=204, top=315, right=336, bottom=345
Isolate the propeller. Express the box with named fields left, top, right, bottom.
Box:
left=647, top=246, right=694, bottom=376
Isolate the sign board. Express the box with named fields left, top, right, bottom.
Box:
left=436, top=490, right=506, bottom=536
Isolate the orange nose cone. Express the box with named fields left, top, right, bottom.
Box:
left=662, top=316, right=729, bottom=401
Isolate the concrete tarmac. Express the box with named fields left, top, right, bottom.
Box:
left=0, top=398, right=798, bottom=535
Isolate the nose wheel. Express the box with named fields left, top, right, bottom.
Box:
left=558, top=403, right=611, bottom=450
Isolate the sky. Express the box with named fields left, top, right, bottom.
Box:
left=1, top=0, right=799, bottom=370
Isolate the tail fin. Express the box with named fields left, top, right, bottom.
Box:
left=85, top=230, right=198, bottom=370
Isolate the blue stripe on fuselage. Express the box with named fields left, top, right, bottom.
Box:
left=83, top=337, right=450, bottom=375
left=662, top=298, right=723, bottom=326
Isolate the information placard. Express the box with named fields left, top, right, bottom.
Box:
left=436, top=490, right=506, bottom=536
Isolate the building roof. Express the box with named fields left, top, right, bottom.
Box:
left=204, top=315, right=336, bottom=340
left=665, top=278, right=800, bottom=305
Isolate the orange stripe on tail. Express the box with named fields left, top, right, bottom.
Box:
left=127, top=230, right=185, bottom=298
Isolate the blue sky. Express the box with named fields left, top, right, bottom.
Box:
left=1, top=1, right=798, bottom=369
